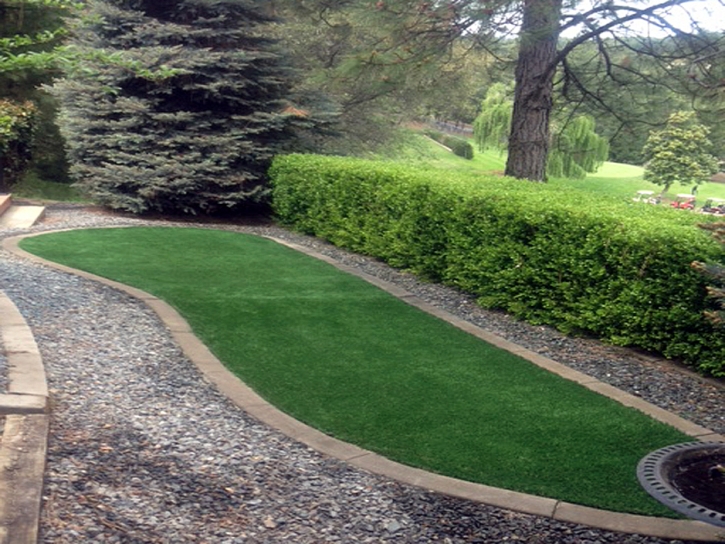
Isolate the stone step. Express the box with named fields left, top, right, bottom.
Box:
left=0, top=203, right=45, bottom=229
left=0, top=194, right=11, bottom=217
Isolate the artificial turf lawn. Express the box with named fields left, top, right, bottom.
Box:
left=20, top=226, right=693, bottom=516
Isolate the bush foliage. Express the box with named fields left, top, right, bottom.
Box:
left=270, top=154, right=725, bottom=376
left=0, top=99, right=37, bottom=191
left=424, top=129, right=474, bottom=159
left=693, top=222, right=725, bottom=328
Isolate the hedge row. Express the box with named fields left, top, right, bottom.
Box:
left=269, top=154, right=725, bottom=376
left=423, top=129, right=474, bottom=159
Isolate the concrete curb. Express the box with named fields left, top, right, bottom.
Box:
left=0, top=197, right=11, bottom=219
left=0, top=415, right=49, bottom=544
left=0, top=206, right=45, bottom=231
left=4, top=229, right=725, bottom=542
left=0, top=290, right=50, bottom=544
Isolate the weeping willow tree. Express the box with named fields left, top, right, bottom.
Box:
left=473, top=85, right=608, bottom=179
left=547, top=115, right=609, bottom=179
left=473, top=82, right=511, bottom=153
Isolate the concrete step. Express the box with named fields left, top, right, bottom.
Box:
left=0, top=204, right=45, bottom=229
left=0, top=194, right=11, bottom=217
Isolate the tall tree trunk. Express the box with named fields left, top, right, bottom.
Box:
left=505, top=0, right=562, bottom=181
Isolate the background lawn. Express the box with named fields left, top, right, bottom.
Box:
left=391, top=133, right=725, bottom=204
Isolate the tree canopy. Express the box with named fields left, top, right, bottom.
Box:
left=0, top=0, right=74, bottom=76
left=642, top=110, right=719, bottom=192
left=267, top=0, right=496, bottom=154
left=290, top=0, right=725, bottom=180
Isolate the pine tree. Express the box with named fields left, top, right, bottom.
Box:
left=50, top=0, right=299, bottom=214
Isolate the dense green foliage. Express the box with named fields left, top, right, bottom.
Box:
left=473, top=82, right=511, bottom=152
left=447, top=137, right=475, bottom=160
left=0, top=99, right=36, bottom=190
left=0, top=0, right=76, bottom=186
left=693, top=222, right=725, bottom=328
left=424, top=129, right=474, bottom=159
left=0, top=0, right=73, bottom=75
left=270, top=153, right=725, bottom=376
left=49, top=0, right=302, bottom=214
left=643, top=111, right=720, bottom=193
left=547, top=116, right=609, bottom=179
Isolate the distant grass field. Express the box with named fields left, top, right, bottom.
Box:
left=394, top=132, right=725, bottom=206
left=563, top=161, right=725, bottom=203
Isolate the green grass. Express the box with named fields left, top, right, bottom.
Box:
left=394, top=132, right=725, bottom=204
left=11, top=171, right=86, bottom=202
left=384, top=134, right=507, bottom=175
left=20, top=226, right=693, bottom=517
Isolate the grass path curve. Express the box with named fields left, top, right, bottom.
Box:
left=19, top=226, right=692, bottom=517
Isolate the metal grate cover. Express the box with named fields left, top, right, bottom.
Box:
left=637, top=442, right=725, bottom=527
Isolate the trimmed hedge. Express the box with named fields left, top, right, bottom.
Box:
left=424, top=129, right=474, bottom=159
left=269, top=154, right=725, bottom=376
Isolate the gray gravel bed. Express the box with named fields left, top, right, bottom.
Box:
left=0, top=204, right=722, bottom=543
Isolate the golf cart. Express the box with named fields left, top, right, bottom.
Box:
left=700, top=198, right=725, bottom=215
left=670, top=194, right=696, bottom=210
left=632, top=190, right=660, bottom=205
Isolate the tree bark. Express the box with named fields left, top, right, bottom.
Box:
left=505, top=0, right=562, bottom=181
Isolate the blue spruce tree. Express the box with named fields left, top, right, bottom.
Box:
left=51, top=0, right=300, bottom=214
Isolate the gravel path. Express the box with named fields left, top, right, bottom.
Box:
left=0, top=204, right=723, bottom=544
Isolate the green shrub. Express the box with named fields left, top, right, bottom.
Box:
left=0, top=99, right=37, bottom=191
left=422, top=129, right=474, bottom=160
left=269, top=154, right=725, bottom=376
left=445, top=136, right=474, bottom=160
left=423, top=129, right=444, bottom=142
left=693, top=222, right=725, bottom=329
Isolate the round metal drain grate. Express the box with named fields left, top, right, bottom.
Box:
left=637, top=442, right=725, bottom=527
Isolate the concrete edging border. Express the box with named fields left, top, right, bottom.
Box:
left=3, top=228, right=724, bottom=542
left=0, top=288, right=50, bottom=544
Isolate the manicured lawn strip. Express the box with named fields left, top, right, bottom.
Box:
left=20, top=227, right=691, bottom=516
